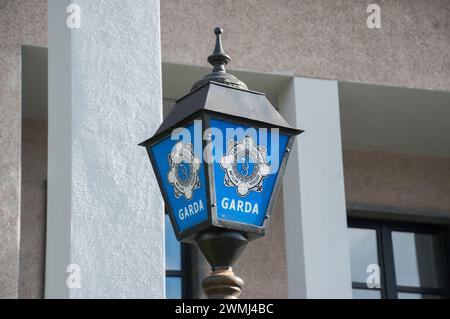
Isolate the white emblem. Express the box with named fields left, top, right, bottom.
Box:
left=168, top=142, right=201, bottom=200
left=220, top=136, right=271, bottom=197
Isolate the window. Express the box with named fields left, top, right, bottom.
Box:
left=165, top=213, right=192, bottom=299
left=348, top=218, right=450, bottom=299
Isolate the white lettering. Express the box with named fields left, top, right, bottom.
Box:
left=221, top=197, right=259, bottom=215
left=178, top=199, right=205, bottom=220
left=237, top=200, right=244, bottom=212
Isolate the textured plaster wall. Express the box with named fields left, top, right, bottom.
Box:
left=161, top=0, right=450, bottom=92
left=20, top=119, right=47, bottom=299
left=47, top=0, right=165, bottom=298
left=0, top=0, right=47, bottom=298
left=344, top=149, right=450, bottom=219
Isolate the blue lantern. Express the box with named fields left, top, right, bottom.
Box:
left=140, top=27, right=303, bottom=298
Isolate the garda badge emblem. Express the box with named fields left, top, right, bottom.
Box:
left=220, top=136, right=271, bottom=197
left=168, top=141, right=201, bottom=200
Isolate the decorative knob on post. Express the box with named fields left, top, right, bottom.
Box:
left=196, top=231, right=248, bottom=299
left=202, top=268, right=244, bottom=299
left=191, top=27, right=248, bottom=91
left=207, top=27, right=231, bottom=73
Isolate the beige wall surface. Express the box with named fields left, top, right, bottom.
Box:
left=161, top=0, right=450, bottom=92
left=234, top=195, right=288, bottom=299
left=344, top=149, right=450, bottom=220
left=0, top=0, right=47, bottom=298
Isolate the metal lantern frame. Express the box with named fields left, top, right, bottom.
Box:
left=140, top=80, right=302, bottom=243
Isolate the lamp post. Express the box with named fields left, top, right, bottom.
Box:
left=140, top=27, right=303, bottom=299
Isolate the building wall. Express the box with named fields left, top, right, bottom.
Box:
left=344, top=149, right=450, bottom=221
left=234, top=195, right=288, bottom=299
left=0, top=0, right=47, bottom=298
left=161, top=0, right=450, bottom=92
left=1, top=0, right=449, bottom=299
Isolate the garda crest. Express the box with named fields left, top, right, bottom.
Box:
left=168, top=141, right=201, bottom=200
left=220, top=136, right=271, bottom=197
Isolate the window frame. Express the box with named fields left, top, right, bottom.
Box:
left=348, top=217, right=450, bottom=299
left=165, top=209, right=193, bottom=299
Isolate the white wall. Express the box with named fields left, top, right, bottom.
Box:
left=279, top=77, right=352, bottom=298
left=46, top=0, right=165, bottom=298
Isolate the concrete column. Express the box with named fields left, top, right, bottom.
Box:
left=46, top=0, right=164, bottom=298
left=279, top=77, right=352, bottom=299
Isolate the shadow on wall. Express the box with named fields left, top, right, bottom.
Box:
left=20, top=45, right=48, bottom=299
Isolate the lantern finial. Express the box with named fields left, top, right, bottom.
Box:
left=191, top=27, right=248, bottom=91
left=207, top=27, right=230, bottom=73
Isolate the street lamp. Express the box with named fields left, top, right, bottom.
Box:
left=140, top=27, right=303, bottom=299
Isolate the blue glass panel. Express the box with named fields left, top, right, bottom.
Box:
left=348, top=227, right=379, bottom=283
left=352, top=289, right=381, bottom=299
left=150, top=122, right=208, bottom=233
left=166, top=277, right=182, bottom=299
left=210, top=119, right=289, bottom=227
left=392, top=231, right=443, bottom=288
left=165, top=215, right=181, bottom=270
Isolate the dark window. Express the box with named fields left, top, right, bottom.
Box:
left=165, top=213, right=192, bottom=299
left=348, top=218, right=450, bottom=299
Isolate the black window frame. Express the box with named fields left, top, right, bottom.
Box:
left=165, top=209, right=193, bottom=299
left=348, top=217, right=450, bottom=299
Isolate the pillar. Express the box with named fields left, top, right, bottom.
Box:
left=46, top=0, right=165, bottom=298
left=279, top=77, right=352, bottom=298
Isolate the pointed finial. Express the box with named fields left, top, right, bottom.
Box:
left=208, top=27, right=231, bottom=73
left=191, top=27, right=248, bottom=91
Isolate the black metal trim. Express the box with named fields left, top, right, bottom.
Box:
left=351, top=282, right=383, bottom=295
left=202, top=109, right=303, bottom=137
left=445, top=228, right=450, bottom=298
left=165, top=270, right=183, bottom=277
left=139, top=111, right=204, bottom=148
left=396, top=285, right=446, bottom=295
left=181, top=242, right=193, bottom=299
left=186, top=81, right=263, bottom=102
left=380, top=224, right=397, bottom=299
left=202, top=112, right=218, bottom=233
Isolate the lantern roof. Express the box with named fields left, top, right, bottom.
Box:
left=140, top=27, right=303, bottom=148
left=153, top=81, right=299, bottom=137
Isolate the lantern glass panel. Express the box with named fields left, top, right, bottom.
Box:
left=209, top=118, right=289, bottom=227
left=149, top=121, right=209, bottom=233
